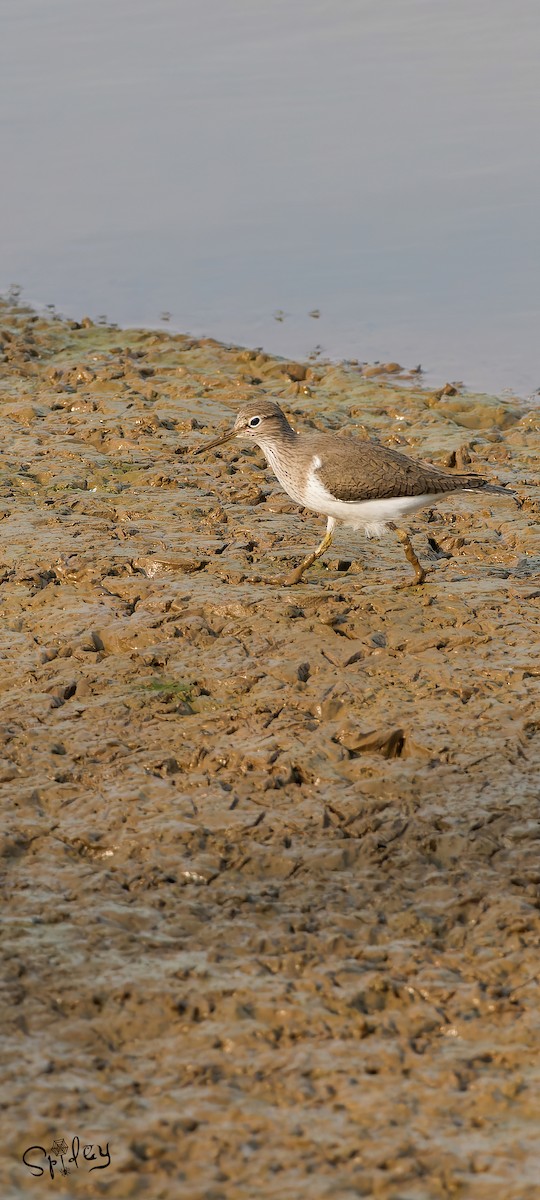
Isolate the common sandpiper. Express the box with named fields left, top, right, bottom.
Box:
left=193, top=398, right=510, bottom=587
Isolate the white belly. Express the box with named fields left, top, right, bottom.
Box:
left=307, top=492, right=442, bottom=537
left=303, top=462, right=441, bottom=537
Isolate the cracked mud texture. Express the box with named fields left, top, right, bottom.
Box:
left=1, top=299, right=539, bottom=1199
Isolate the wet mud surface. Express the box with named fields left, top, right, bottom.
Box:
left=1, top=301, right=539, bottom=1198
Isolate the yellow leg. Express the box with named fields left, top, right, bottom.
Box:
left=280, top=518, right=335, bottom=586
left=389, top=522, right=427, bottom=587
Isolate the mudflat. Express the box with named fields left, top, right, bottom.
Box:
left=1, top=301, right=539, bottom=1198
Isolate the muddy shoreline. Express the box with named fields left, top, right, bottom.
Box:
left=1, top=300, right=539, bottom=1198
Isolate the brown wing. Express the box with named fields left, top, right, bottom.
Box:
left=314, top=435, right=486, bottom=501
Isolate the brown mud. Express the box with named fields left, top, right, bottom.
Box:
left=1, top=300, right=539, bottom=1198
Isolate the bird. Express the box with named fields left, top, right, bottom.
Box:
left=193, top=398, right=511, bottom=587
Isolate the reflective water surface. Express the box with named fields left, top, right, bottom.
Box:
left=2, top=0, right=539, bottom=395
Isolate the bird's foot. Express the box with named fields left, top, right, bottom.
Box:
left=277, top=567, right=308, bottom=587
left=244, top=567, right=305, bottom=587
left=395, top=566, right=431, bottom=590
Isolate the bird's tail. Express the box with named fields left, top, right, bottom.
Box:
left=451, top=471, right=514, bottom=495
left=476, top=481, right=515, bottom=495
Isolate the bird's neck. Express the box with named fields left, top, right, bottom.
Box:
left=255, top=427, right=308, bottom=506
left=256, top=421, right=298, bottom=455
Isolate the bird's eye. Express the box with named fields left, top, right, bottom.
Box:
left=248, top=416, right=261, bottom=428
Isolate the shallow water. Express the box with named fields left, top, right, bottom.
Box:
left=2, top=0, right=540, bottom=395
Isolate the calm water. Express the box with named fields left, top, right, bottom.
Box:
left=2, top=0, right=539, bottom=396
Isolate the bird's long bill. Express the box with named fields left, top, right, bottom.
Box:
left=191, top=428, right=236, bottom=455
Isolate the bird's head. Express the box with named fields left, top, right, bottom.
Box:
left=193, top=399, right=293, bottom=454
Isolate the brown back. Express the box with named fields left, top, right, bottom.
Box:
left=309, top=433, right=486, bottom=501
